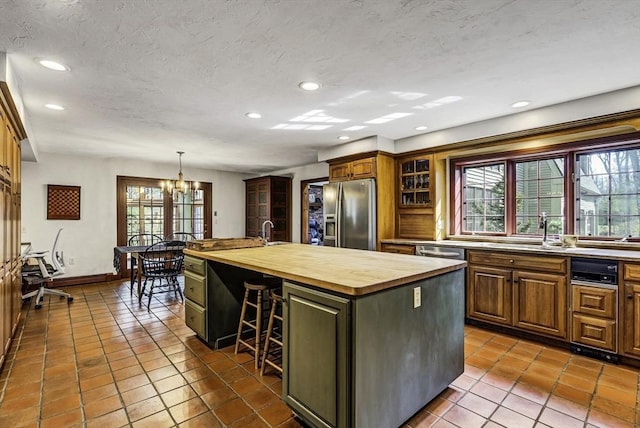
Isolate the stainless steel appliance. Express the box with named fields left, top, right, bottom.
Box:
left=570, top=257, right=619, bottom=362
left=415, top=244, right=465, bottom=260
left=323, top=179, right=376, bottom=250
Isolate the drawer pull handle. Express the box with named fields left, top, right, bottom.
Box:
left=629, top=294, right=634, bottom=300
left=509, top=259, right=514, bottom=263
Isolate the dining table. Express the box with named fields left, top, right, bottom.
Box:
left=113, top=242, right=186, bottom=303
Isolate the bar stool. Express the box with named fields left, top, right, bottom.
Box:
left=260, top=289, right=283, bottom=376
left=235, top=277, right=281, bottom=369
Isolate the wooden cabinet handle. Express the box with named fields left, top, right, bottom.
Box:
left=629, top=294, right=634, bottom=300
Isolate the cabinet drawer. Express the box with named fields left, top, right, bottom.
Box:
left=185, top=300, right=206, bottom=339
left=623, top=263, right=640, bottom=281
left=184, top=270, right=206, bottom=307
left=572, top=314, right=616, bottom=352
left=380, top=244, right=415, bottom=255
left=572, top=285, right=616, bottom=318
left=184, top=255, right=206, bottom=276
left=468, top=251, right=567, bottom=274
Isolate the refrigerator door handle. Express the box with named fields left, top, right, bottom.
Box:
left=336, top=182, right=343, bottom=247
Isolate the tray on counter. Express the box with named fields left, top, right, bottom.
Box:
left=186, top=237, right=265, bottom=251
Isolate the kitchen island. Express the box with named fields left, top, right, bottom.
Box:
left=183, top=244, right=466, bottom=428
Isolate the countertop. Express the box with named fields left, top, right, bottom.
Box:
left=184, top=243, right=466, bottom=296
left=382, top=239, right=640, bottom=261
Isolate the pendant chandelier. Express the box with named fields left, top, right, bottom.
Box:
left=160, top=151, right=199, bottom=196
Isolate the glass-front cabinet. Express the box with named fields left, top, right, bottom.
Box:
left=400, top=155, right=433, bottom=207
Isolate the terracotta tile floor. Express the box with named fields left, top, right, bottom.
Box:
left=1, top=279, right=639, bottom=427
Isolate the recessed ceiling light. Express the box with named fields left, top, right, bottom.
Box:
left=45, top=104, right=65, bottom=110
left=511, top=101, right=530, bottom=108
left=245, top=112, right=262, bottom=119
left=36, top=59, right=69, bottom=71
left=338, top=135, right=350, bottom=141
left=415, top=126, right=428, bottom=131
left=299, top=81, right=321, bottom=91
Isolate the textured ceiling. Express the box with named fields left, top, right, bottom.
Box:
left=1, top=0, right=640, bottom=173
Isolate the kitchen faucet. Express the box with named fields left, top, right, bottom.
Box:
left=539, top=212, right=548, bottom=246
left=261, top=220, right=274, bottom=243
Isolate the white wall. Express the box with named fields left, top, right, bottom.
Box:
left=395, top=86, right=640, bottom=153
left=21, top=152, right=252, bottom=277
left=270, top=162, right=330, bottom=243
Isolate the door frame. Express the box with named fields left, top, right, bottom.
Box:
left=300, top=177, right=328, bottom=244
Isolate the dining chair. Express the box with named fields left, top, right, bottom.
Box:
left=128, top=233, right=163, bottom=295
left=165, top=232, right=197, bottom=243
left=139, top=241, right=184, bottom=308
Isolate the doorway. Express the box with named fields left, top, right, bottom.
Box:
left=300, top=177, right=329, bottom=245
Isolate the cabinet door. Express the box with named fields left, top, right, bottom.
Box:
left=350, top=157, right=375, bottom=179
left=572, top=314, right=616, bottom=352
left=467, top=266, right=512, bottom=325
left=283, top=282, right=349, bottom=428
left=11, top=266, right=21, bottom=334
left=245, top=181, right=259, bottom=237
left=622, top=281, right=640, bottom=357
left=329, top=162, right=351, bottom=181
left=513, top=270, right=567, bottom=339
left=572, top=284, right=616, bottom=318
left=0, top=274, right=5, bottom=361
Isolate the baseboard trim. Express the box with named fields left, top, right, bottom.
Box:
left=51, top=273, right=118, bottom=287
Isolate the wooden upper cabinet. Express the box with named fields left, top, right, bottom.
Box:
left=329, top=156, right=376, bottom=182
left=398, top=154, right=433, bottom=207
left=326, top=152, right=395, bottom=249
left=395, top=153, right=435, bottom=240
left=244, top=176, right=291, bottom=242
left=0, top=112, right=6, bottom=183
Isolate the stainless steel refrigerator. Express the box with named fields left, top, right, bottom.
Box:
left=323, top=179, right=376, bottom=250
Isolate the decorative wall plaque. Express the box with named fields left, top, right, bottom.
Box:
left=47, top=185, right=81, bottom=220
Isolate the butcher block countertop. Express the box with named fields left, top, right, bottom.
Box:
left=184, top=243, right=466, bottom=297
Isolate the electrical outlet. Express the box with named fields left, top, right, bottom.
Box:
left=413, top=287, right=421, bottom=308
left=69, top=257, right=75, bottom=265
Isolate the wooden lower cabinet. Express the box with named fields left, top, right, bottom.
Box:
left=572, top=314, right=616, bottom=352
left=466, top=251, right=569, bottom=341
left=622, top=263, right=640, bottom=357
left=467, top=266, right=513, bottom=326
left=380, top=243, right=415, bottom=255
left=0, top=272, right=8, bottom=365
left=513, top=271, right=567, bottom=338
left=571, top=284, right=617, bottom=352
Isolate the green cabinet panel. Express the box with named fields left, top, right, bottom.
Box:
left=185, top=300, right=206, bottom=339
left=283, top=282, right=350, bottom=428
left=184, top=270, right=206, bottom=307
